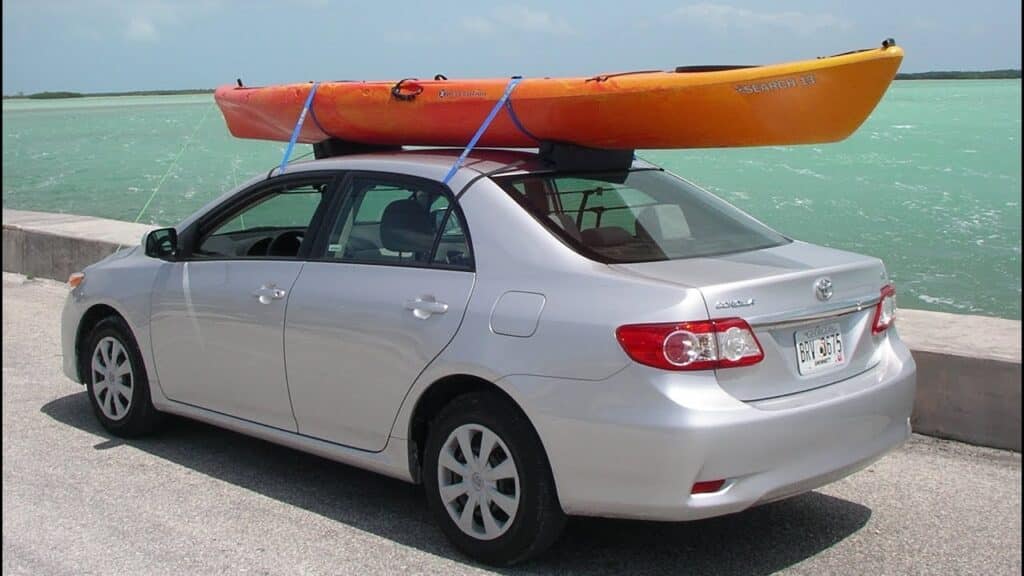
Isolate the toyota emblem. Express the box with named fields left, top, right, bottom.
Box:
left=815, top=278, right=834, bottom=301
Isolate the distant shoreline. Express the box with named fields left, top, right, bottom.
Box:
left=895, top=69, right=1020, bottom=80
left=3, top=70, right=1021, bottom=99
left=2, top=89, right=214, bottom=100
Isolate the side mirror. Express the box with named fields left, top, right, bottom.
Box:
left=144, top=227, right=179, bottom=260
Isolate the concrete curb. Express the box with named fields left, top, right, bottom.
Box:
left=3, top=209, right=155, bottom=283
left=3, top=208, right=1021, bottom=451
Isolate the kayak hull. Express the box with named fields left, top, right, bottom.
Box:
left=215, top=45, right=903, bottom=149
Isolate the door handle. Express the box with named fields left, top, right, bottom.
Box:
left=252, top=284, right=287, bottom=304
left=404, top=295, right=449, bottom=319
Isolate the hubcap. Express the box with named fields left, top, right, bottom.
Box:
left=91, top=336, right=133, bottom=421
left=437, top=423, right=520, bottom=540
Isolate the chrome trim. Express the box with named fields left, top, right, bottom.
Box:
left=747, top=298, right=880, bottom=329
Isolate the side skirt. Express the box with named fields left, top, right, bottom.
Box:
left=156, top=399, right=415, bottom=483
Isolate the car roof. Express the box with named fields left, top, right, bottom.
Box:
left=273, top=147, right=658, bottom=180
left=175, top=147, right=659, bottom=232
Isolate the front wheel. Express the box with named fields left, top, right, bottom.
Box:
left=424, top=392, right=566, bottom=566
left=83, top=316, right=163, bottom=437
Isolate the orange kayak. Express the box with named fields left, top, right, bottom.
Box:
left=215, top=42, right=903, bottom=149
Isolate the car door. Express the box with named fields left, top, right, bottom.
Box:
left=149, top=174, right=338, bottom=430
left=285, top=172, right=475, bottom=451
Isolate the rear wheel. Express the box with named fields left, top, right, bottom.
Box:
left=424, top=392, right=565, bottom=565
left=84, top=317, right=163, bottom=437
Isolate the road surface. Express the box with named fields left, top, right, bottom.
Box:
left=3, top=273, right=1020, bottom=575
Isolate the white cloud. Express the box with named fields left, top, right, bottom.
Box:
left=28, top=0, right=221, bottom=42
left=117, top=0, right=222, bottom=42
left=460, top=4, right=576, bottom=37
left=460, top=15, right=495, bottom=35
left=126, top=16, right=159, bottom=41
left=672, top=3, right=850, bottom=34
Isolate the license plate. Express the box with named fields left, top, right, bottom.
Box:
left=795, top=322, right=845, bottom=375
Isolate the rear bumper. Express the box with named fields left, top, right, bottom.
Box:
left=504, top=332, right=916, bottom=521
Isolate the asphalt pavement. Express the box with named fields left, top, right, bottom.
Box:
left=2, top=272, right=1021, bottom=575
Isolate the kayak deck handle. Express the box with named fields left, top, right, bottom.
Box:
left=391, top=78, right=424, bottom=101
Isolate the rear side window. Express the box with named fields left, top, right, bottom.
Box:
left=323, top=176, right=473, bottom=270
left=496, top=170, right=787, bottom=263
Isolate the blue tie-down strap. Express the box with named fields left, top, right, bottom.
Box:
left=442, top=76, right=523, bottom=185
left=279, top=81, right=321, bottom=174
left=504, top=97, right=540, bottom=142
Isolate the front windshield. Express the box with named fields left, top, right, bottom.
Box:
left=496, top=169, right=789, bottom=263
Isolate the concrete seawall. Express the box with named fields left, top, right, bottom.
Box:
left=3, top=209, right=155, bottom=283
left=4, top=208, right=1021, bottom=451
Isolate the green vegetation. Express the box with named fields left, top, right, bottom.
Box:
left=3, top=88, right=214, bottom=99
left=896, top=69, right=1021, bottom=80
left=23, top=91, right=85, bottom=99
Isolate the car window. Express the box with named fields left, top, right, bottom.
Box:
left=496, top=170, right=788, bottom=263
left=429, top=195, right=473, bottom=268
left=353, top=186, right=410, bottom=223
left=324, top=177, right=472, bottom=269
left=195, top=181, right=328, bottom=259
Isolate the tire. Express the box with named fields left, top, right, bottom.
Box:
left=83, top=316, right=163, bottom=437
left=424, top=391, right=566, bottom=566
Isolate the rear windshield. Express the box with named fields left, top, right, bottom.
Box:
left=495, top=170, right=788, bottom=263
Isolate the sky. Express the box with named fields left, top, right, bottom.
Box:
left=2, top=0, right=1021, bottom=93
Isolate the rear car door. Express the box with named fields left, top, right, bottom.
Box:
left=149, top=175, right=337, bottom=430
left=285, top=172, right=475, bottom=451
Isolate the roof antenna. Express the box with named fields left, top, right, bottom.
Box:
left=236, top=78, right=244, bottom=87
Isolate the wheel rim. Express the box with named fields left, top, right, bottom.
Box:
left=437, top=423, right=520, bottom=541
left=91, top=336, right=134, bottom=421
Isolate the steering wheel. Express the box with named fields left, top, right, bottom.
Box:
left=267, top=230, right=304, bottom=257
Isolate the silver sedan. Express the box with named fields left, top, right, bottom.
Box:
left=61, top=148, right=916, bottom=565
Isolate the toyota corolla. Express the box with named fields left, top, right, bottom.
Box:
left=61, top=148, right=916, bottom=565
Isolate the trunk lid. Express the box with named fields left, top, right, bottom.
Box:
left=613, top=240, right=888, bottom=401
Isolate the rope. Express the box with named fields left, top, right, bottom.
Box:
left=442, top=76, right=522, bottom=185
left=133, top=103, right=213, bottom=223
left=279, top=82, right=320, bottom=174
left=285, top=150, right=315, bottom=164
left=230, top=155, right=244, bottom=229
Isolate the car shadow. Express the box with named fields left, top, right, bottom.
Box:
left=42, top=391, right=871, bottom=575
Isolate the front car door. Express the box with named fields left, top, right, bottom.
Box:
left=285, top=172, right=475, bottom=451
left=150, top=174, right=337, bottom=430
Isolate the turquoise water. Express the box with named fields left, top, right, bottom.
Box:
left=3, top=81, right=1021, bottom=319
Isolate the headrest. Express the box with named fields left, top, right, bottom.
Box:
left=636, top=204, right=691, bottom=241
left=380, top=199, right=435, bottom=253
left=549, top=213, right=583, bottom=242
left=580, top=226, right=632, bottom=247
left=523, top=180, right=549, bottom=213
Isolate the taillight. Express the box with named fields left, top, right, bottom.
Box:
left=872, top=284, right=897, bottom=334
left=691, top=479, right=727, bottom=494
left=616, top=318, right=764, bottom=371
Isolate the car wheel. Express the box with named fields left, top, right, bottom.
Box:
left=424, top=392, right=566, bottom=566
left=84, top=316, right=163, bottom=437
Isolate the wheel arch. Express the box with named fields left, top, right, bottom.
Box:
left=74, top=303, right=134, bottom=383
left=404, top=373, right=546, bottom=485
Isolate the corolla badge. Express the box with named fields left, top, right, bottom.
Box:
left=715, top=298, right=755, bottom=309
left=815, top=278, right=834, bottom=301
